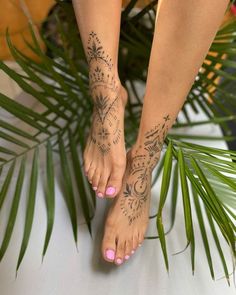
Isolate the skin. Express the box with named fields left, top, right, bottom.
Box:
left=72, top=0, right=230, bottom=265
left=72, top=0, right=127, bottom=198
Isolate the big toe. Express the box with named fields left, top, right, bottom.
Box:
left=105, top=164, right=125, bottom=198
left=102, top=231, right=116, bottom=263
left=96, top=171, right=110, bottom=198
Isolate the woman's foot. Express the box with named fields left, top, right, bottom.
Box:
left=101, top=148, right=158, bottom=265
left=83, top=78, right=127, bottom=198
left=101, top=116, right=170, bottom=265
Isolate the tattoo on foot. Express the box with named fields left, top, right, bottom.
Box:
left=86, top=31, right=123, bottom=156
left=120, top=115, right=171, bottom=225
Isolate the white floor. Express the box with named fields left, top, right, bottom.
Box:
left=0, top=62, right=235, bottom=295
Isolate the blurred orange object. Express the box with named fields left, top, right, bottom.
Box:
left=0, top=0, right=55, bottom=61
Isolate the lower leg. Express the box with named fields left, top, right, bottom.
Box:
left=102, top=0, right=230, bottom=265
left=136, top=0, right=230, bottom=149
left=72, top=0, right=127, bottom=198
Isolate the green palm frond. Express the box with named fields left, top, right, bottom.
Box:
left=0, top=0, right=235, bottom=285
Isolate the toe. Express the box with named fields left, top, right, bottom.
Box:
left=91, top=169, right=100, bottom=191
left=83, top=145, right=91, bottom=174
left=114, top=239, right=125, bottom=266
left=83, top=157, right=91, bottom=177
left=124, top=239, right=133, bottom=260
left=138, top=232, right=145, bottom=247
left=105, top=166, right=125, bottom=198
left=132, top=233, right=139, bottom=253
left=102, top=231, right=116, bottom=263
left=96, top=171, right=110, bottom=198
left=87, top=164, right=96, bottom=184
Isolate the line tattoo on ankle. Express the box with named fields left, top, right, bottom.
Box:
left=120, top=115, right=171, bottom=225
left=86, top=31, right=122, bottom=156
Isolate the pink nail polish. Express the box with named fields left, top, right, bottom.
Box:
left=125, top=255, right=130, bottom=260
left=92, top=187, right=97, bottom=191
left=106, top=249, right=115, bottom=260
left=131, top=250, right=135, bottom=255
left=139, top=243, right=142, bottom=247
left=105, top=186, right=116, bottom=196
left=97, top=192, right=103, bottom=198
left=116, top=258, right=123, bottom=265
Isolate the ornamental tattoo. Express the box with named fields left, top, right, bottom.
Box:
left=87, top=31, right=113, bottom=70
left=120, top=115, right=171, bottom=225
left=86, top=31, right=122, bottom=156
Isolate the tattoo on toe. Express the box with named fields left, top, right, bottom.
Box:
left=120, top=115, right=171, bottom=225
left=86, top=31, right=123, bottom=156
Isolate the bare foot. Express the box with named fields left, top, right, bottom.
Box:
left=101, top=116, right=170, bottom=265
left=83, top=31, right=127, bottom=198
left=83, top=78, right=127, bottom=198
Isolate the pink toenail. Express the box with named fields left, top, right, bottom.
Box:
left=105, top=186, right=116, bottom=196
left=125, top=255, right=130, bottom=260
left=92, top=187, right=97, bottom=191
left=139, top=243, right=142, bottom=247
left=106, top=249, right=115, bottom=260
left=131, top=250, right=135, bottom=254
left=97, top=192, right=103, bottom=198
left=116, top=258, right=123, bottom=265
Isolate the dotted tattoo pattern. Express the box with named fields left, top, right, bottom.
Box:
left=120, top=115, right=171, bottom=225
left=86, top=31, right=122, bottom=156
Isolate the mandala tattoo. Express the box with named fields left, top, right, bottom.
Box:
left=86, top=31, right=122, bottom=156
left=120, top=115, right=171, bottom=225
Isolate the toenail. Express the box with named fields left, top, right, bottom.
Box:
left=92, top=187, right=97, bottom=191
left=105, top=186, right=116, bottom=196
left=139, top=243, right=142, bottom=247
left=105, top=249, right=115, bottom=261
left=125, top=255, right=130, bottom=260
left=97, top=192, right=103, bottom=198
left=116, top=258, right=123, bottom=265
left=131, top=250, right=135, bottom=254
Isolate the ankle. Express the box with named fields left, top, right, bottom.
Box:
left=88, top=64, right=120, bottom=92
left=89, top=74, right=127, bottom=109
left=133, top=114, right=171, bottom=159
left=128, top=142, right=161, bottom=174
left=129, top=124, right=167, bottom=172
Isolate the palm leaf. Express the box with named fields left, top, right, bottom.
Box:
left=58, top=134, right=78, bottom=246
left=0, top=160, right=16, bottom=210
left=0, top=1, right=234, bottom=282
left=191, top=184, right=215, bottom=280
left=0, top=156, right=26, bottom=262
left=68, top=129, right=93, bottom=234
left=176, top=148, right=195, bottom=274
left=16, top=148, right=39, bottom=273
left=156, top=140, right=173, bottom=271
left=42, top=141, right=55, bottom=259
